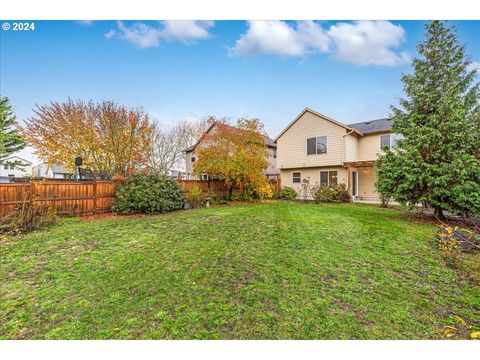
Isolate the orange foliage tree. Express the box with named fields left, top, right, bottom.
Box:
left=21, top=99, right=156, bottom=178
left=193, top=117, right=273, bottom=199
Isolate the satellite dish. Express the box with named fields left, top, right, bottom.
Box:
left=74, top=157, right=83, bottom=166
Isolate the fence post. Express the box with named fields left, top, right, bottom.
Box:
left=93, top=181, right=97, bottom=214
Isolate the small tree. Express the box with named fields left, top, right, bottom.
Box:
left=21, top=99, right=156, bottom=177
left=0, top=96, right=26, bottom=162
left=376, top=21, right=480, bottom=218
left=149, top=118, right=209, bottom=175
left=193, top=118, right=272, bottom=199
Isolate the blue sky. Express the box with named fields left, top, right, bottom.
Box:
left=1, top=20, right=479, bottom=163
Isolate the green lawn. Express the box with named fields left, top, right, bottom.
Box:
left=1, top=202, right=479, bottom=339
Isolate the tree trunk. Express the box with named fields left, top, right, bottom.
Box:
left=434, top=206, right=446, bottom=221
left=227, top=186, right=233, bottom=201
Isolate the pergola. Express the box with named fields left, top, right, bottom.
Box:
left=342, top=161, right=376, bottom=196
left=342, top=160, right=376, bottom=168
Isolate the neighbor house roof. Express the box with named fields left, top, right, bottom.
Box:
left=184, top=122, right=276, bottom=153
left=1, top=156, right=32, bottom=165
left=348, top=118, right=393, bottom=134
left=274, top=108, right=364, bottom=142
left=51, top=164, right=71, bottom=174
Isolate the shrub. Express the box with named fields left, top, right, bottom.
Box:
left=277, top=186, right=297, bottom=200
left=230, top=182, right=274, bottom=202
left=314, top=184, right=351, bottom=203
left=189, top=185, right=204, bottom=209
left=0, top=203, right=57, bottom=235
left=112, top=174, right=186, bottom=214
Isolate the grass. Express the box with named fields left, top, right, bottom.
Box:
left=1, top=202, right=479, bottom=339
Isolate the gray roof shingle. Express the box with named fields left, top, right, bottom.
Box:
left=348, top=118, right=393, bottom=134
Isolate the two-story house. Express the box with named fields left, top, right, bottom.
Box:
left=0, top=156, right=33, bottom=182
left=185, top=122, right=279, bottom=180
left=275, top=108, right=400, bottom=201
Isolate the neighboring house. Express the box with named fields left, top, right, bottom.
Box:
left=0, top=156, right=33, bottom=181
left=184, top=122, right=279, bottom=180
left=32, top=162, right=72, bottom=179
left=275, top=108, right=401, bottom=201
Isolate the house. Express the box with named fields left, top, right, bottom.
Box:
left=32, top=162, right=72, bottom=179
left=275, top=108, right=401, bottom=201
left=0, top=156, right=33, bottom=182
left=184, top=122, right=279, bottom=180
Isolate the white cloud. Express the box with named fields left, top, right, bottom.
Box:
left=328, top=21, right=409, bottom=66
left=78, top=20, right=94, bottom=26
left=106, top=21, right=215, bottom=48
left=116, top=21, right=163, bottom=48
left=229, top=20, right=330, bottom=57
left=161, top=21, right=214, bottom=43
left=467, top=61, right=480, bottom=74
left=104, top=29, right=116, bottom=39
left=230, top=20, right=409, bottom=67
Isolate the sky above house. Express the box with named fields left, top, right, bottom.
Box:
left=1, top=20, right=480, bottom=164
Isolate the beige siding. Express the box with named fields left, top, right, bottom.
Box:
left=281, top=167, right=348, bottom=193
left=277, top=111, right=348, bottom=169
left=344, top=133, right=359, bottom=162
left=185, top=151, right=199, bottom=180
left=358, top=132, right=390, bottom=161
left=266, top=147, right=279, bottom=175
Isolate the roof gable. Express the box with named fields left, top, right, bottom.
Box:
left=274, top=108, right=363, bottom=142
left=1, top=156, right=32, bottom=164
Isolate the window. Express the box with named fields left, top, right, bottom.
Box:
left=380, top=134, right=403, bottom=150
left=191, top=156, right=196, bottom=163
left=320, top=170, right=338, bottom=186
left=329, top=171, right=338, bottom=186
left=307, top=136, right=327, bottom=155
left=201, top=174, right=209, bottom=181
left=292, top=172, right=301, bottom=183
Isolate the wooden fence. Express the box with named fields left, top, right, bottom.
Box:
left=0, top=178, right=281, bottom=218
left=180, top=180, right=229, bottom=200
left=0, top=181, right=117, bottom=218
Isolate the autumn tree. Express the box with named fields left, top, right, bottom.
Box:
left=193, top=117, right=272, bottom=199
left=376, top=21, right=480, bottom=218
left=0, top=96, right=26, bottom=161
left=149, top=118, right=209, bottom=175
left=21, top=99, right=156, bottom=177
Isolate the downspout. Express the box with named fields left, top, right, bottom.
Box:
left=343, top=129, right=355, bottom=200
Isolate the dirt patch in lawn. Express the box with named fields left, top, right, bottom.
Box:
left=80, top=213, right=149, bottom=221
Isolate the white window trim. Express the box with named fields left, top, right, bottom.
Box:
left=379, top=133, right=402, bottom=150
left=306, top=135, right=328, bottom=156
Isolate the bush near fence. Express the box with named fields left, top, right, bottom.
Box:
left=0, top=178, right=281, bottom=218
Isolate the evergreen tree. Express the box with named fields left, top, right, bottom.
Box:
left=0, top=96, right=26, bottom=160
left=376, top=21, right=480, bottom=218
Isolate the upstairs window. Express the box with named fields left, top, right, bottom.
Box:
left=292, top=172, right=301, bottom=183
left=307, top=136, right=327, bottom=155
left=380, top=134, right=403, bottom=150
left=191, top=156, right=196, bottom=163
